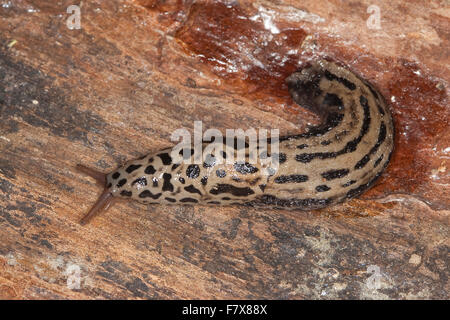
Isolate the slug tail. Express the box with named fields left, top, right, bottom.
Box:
left=76, top=164, right=115, bottom=225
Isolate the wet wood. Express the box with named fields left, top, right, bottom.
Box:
left=0, top=0, right=448, bottom=299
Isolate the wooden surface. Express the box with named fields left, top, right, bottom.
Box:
left=0, top=0, right=449, bottom=299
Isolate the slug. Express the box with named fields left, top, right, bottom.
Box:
left=77, top=60, right=394, bottom=225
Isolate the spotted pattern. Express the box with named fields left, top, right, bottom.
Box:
left=100, top=60, right=393, bottom=211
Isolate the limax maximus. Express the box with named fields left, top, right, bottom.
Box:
left=77, top=60, right=394, bottom=225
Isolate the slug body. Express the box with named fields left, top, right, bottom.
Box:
left=78, top=60, right=394, bottom=224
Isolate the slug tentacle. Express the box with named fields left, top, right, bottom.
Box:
left=76, top=59, right=394, bottom=224
left=76, top=165, right=116, bottom=225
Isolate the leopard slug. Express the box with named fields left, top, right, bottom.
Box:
left=77, top=60, right=394, bottom=225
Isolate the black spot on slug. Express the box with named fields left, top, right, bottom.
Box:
left=158, top=153, right=172, bottom=165
left=210, top=184, right=255, bottom=197
left=162, top=173, right=173, bottom=192
left=139, top=190, right=162, bottom=199
left=125, top=164, right=142, bottom=173
left=315, top=185, right=331, bottom=192
left=184, top=185, right=202, bottom=195
left=120, top=190, right=132, bottom=197
left=112, top=172, right=120, bottom=179
left=186, top=165, right=200, bottom=179
left=145, top=165, right=156, bottom=174
left=201, top=176, right=208, bottom=185
left=117, top=179, right=127, bottom=188
left=179, top=177, right=185, bottom=184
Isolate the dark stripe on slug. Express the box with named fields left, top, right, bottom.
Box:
left=106, top=182, right=112, bottom=188
left=180, top=197, right=199, bottom=203
left=139, top=190, right=162, bottom=199
left=171, top=164, right=180, bottom=171
left=342, top=180, right=357, bottom=187
left=126, top=164, right=142, bottom=173
left=315, top=185, right=331, bottom=192
left=165, top=197, right=176, bottom=203
left=207, top=201, right=221, bottom=205
left=281, top=112, right=344, bottom=141
left=162, top=173, right=173, bottom=192
left=158, top=153, right=172, bottom=165
left=184, top=185, right=202, bottom=195
left=145, top=165, right=156, bottom=174
left=321, top=169, right=350, bottom=180
left=366, top=84, right=386, bottom=115
left=120, top=190, right=132, bottom=197
left=354, top=155, right=370, bottom=170
left=346, top=169, right=384, bottom=199
left=255, top=195, right=332, bottom=208
left=117, top=179, right=127, bottom=188
left=322, top=93, right=344, bottom=108
left=274, top=174, right=309, bottom=184
left=374, top=154, right=384, bottom=168
left=131, top=177, right=147, bottom=187
left=296, top=95, right=371, bottom=163
left=234, top=162, right=258, bottom=174
left=297, top=144, right=308, bottom=149
left=186, top=165, right=200, bottom=179
left=354, top=122, right=387, bottom=170
left=210, top=184, right=255, bottom=197
left=324, top=70, right=356, bottom=90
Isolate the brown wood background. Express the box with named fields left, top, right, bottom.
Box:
left=0, top=0, right=448, bottom=299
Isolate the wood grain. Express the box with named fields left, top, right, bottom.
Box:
left=0, top=0, right=448, bottom=299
